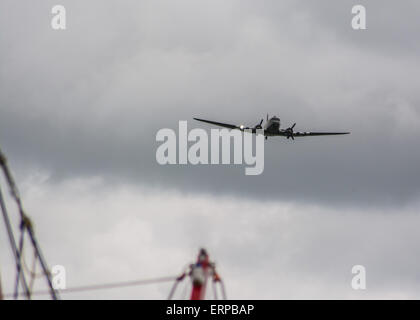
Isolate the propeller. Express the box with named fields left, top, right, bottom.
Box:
left=286, top=123, right=296, bottom=140
left=241, top=118, right=264, bottom=131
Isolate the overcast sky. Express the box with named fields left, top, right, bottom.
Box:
left=1, top=0, right=420, bottom=299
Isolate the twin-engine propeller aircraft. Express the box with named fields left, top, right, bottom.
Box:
left=194, top=115, right=350, bottom=140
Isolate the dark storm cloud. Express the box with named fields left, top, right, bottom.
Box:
left=1, top=0, right=420, bottom=207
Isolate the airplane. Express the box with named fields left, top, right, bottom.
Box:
left=193, top=115, right=350, bottom=140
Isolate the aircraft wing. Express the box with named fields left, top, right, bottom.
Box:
left=286, top=131, right=350, bottom=137
left=193, top=118, right=240, bottom=130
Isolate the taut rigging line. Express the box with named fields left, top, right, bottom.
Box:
left=0, top=147, right=59, bottom=300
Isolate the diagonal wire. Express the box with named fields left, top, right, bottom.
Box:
left=0, top=148, right=59, bottom=300
left=0, top=183, right=31, bottom=299
left=14, top=228, right=28, bottom=299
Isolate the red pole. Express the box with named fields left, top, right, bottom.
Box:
left=190, top=248, right=210, bottom=300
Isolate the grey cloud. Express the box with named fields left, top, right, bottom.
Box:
left=1, top=0, right=420, bottom=299
left=2, top=180, right=420, bottom=299
left=1, top=0, right=420, bottom=207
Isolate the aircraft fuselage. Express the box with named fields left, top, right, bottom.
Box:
left=264, top=116, right=280, bottom=136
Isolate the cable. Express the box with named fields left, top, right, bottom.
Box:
left=14, top=228, right=27, bottom=299
left=219, top=279, right=227, bottom=300
left=22, top=244, right=45, bottom=279
left=21, top=244, right=44, bottom=294
left=180, top=276, right=190, bottom=300
left=0, top=183, right=31, bottom=299
left=3, top=275, right=178, bottom=299
left=0, top=267, right=3, bottom=300
left=211, top=269, right=227, bottom=300
left=168, top=272, right=187, bottom=300
left=0, top=148, right=59, bottom=300
left=212, top=278, right=218, bottom=300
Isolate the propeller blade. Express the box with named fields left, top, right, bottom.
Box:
left=285, top=123, right=296, bottom=141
